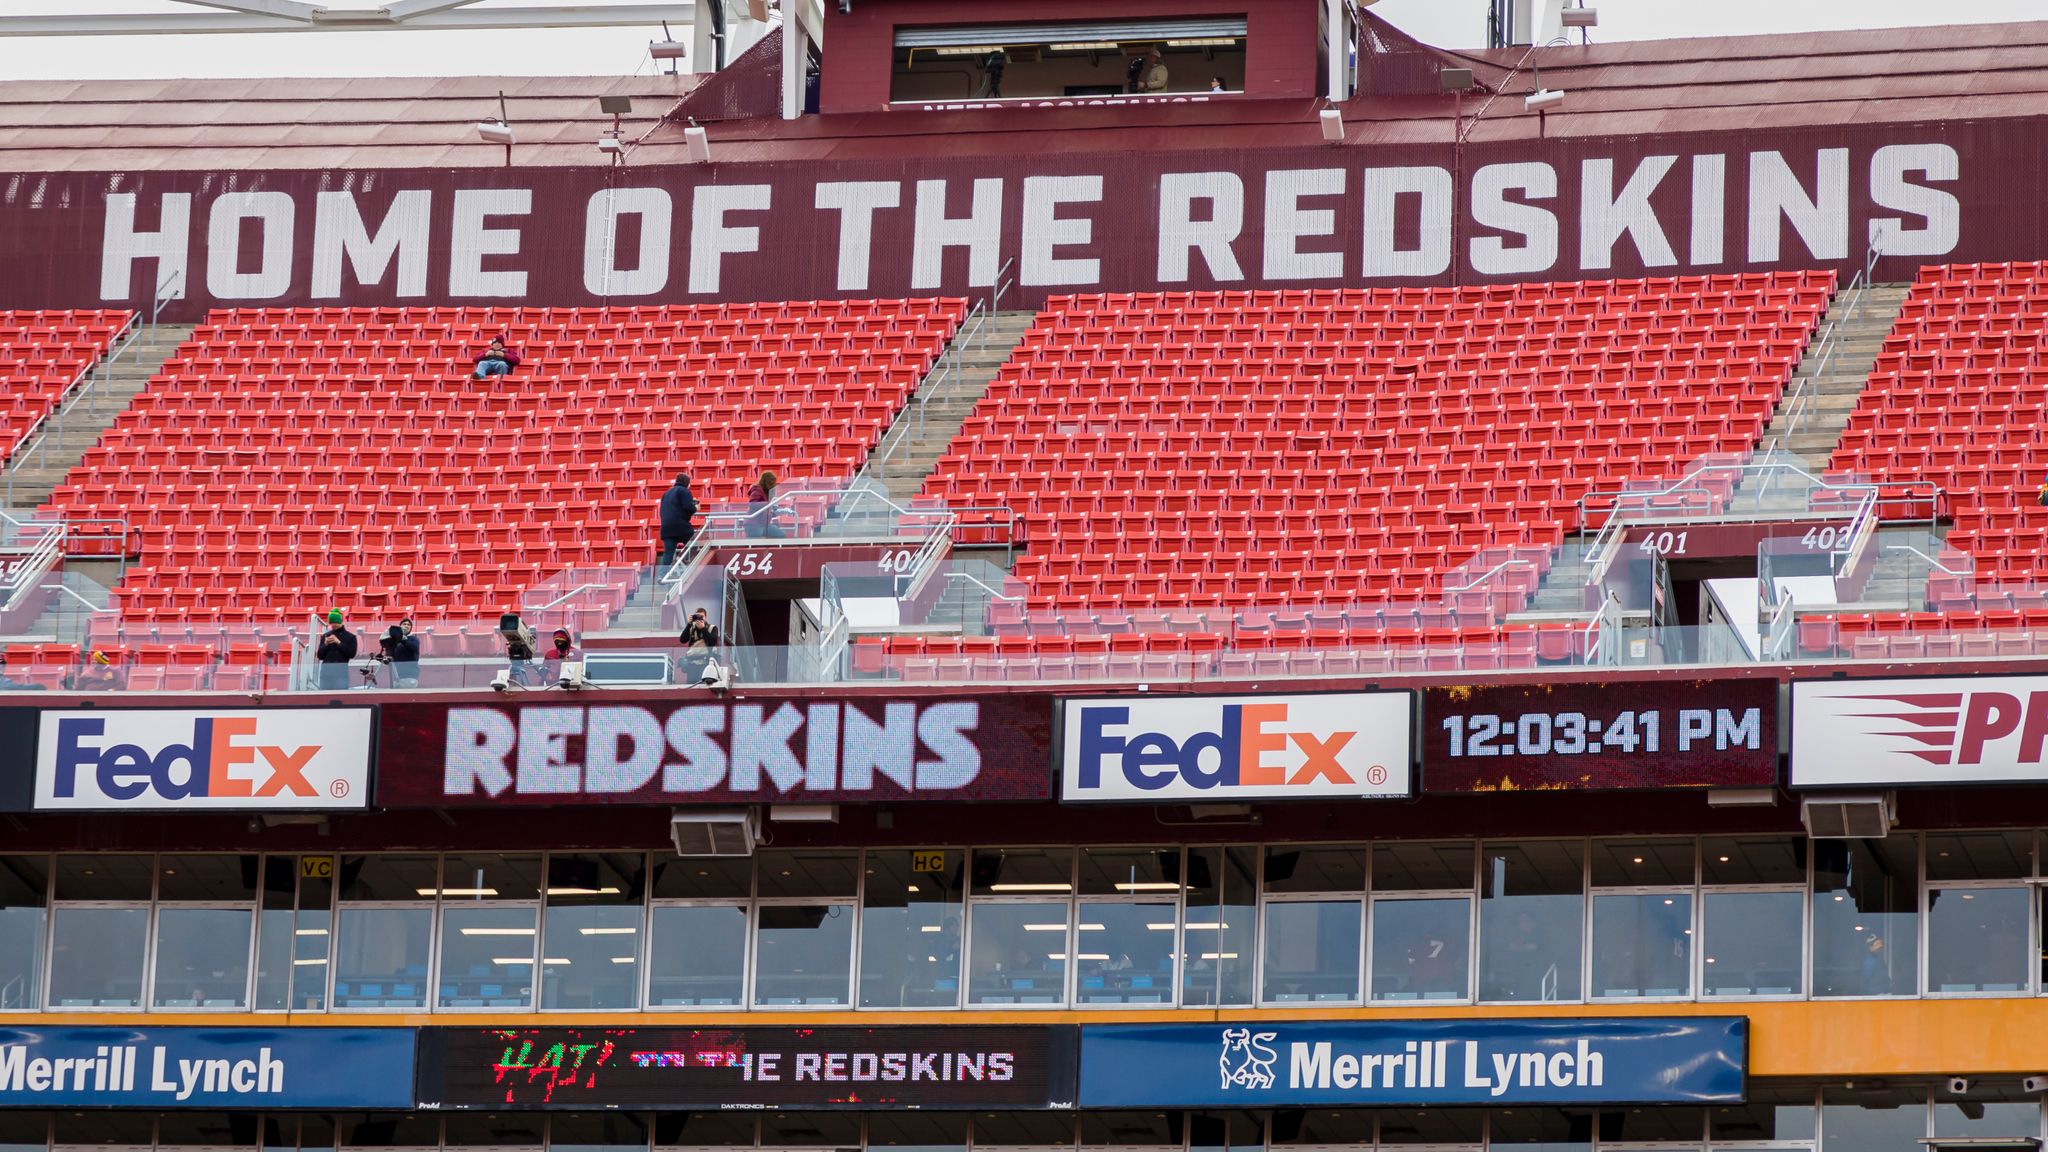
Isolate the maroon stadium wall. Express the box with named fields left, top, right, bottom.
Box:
left=0, top=121, right=2017, bottom=317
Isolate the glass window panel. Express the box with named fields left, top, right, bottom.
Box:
left=650, top=858, right=751, bottom=900
left=1590, top=892, right=1692, bottom=999
left=1268, top=1109, right=1373, bottom=1146
left=52, top=1113, right=152, bottom=1148
left=0, top=1112, right=48, bottom=1152
left=153, top=906, right=253, bottom=1008
left=337, top=855, right=437, bottom=902
left=259, top=1117, right=292, bottom=1152
left=1074, top=902, right=1175, bottom=1004
left=1181, top=847, right=1255, bottom=1007
left=1927, top=831, right=2032, bottom=881
left=860, top=850, right=964, bottom=1009
left=155, top=1114, right=257, bottom=1148
left=300, top=1116, right=334, bottom=1152
left=439, top=853, right=541, bottom=900
left=759, top=1113, right=858, bottom=1148
left=1377, top=1108, right=1483, bottom=1145
left=1480, top=840, right=1585, bottom=1002
left=1370, top=896, right=1471, bottom=1001
left=1488, top=1107, right=1593, bottom=1146
left=1701, top=836, right=1806, bottom=886
left=47, top=907, right=146, bottom=1007
left=972, top=1115, right=1075, bottom=1148
left=752, top=904, right=852, bottom=1006
left=1590, top=839, right=1694, bottom=887
left=1597, top=1107, right=1704, bottom=1143
left=648, top=905, right=747, bottom=1006
left=1186, top=1113, right=1261, bottom=1152
left=440, top=904, right=537, bottom=1008
left=1709, top=1087, right=1817, bottom=1141
left=253, top=857, right=297, bottom=1012
left=552, top=1113, right=651, bottom=1152
left=972, top=849, right=1075, bottom=897
left=293, top=871, right=334, bottom=1012
left=756, top=851, right=858, bottom=900
left=334, top=1114, right=439, bottom=1150
left=332, top=906, right=432, bottom=1009
left=1928, top=885, right=2030, bottom=993
left=156, top=856, right=258, bottom=903
left=52, top=856, right=152, bottom=902
left=867, top=1114, right=965, bottom=1150
left=1820, top=1089, right=1926, bottom=1152
left=1077, top=849, right=1178, bottom=897
left=442, top=1114, right=543, bottom=1148
left=1373, top=842, right=1474, bottom=892
left=1701, top=890, right=1803, bottom=997
left=0, top=856, right=48, bottom=1011
left=1078, top=1114, right=1180, bottom=1148
left=1263, top=847, right=1364, bottom=894
left=652, top=1114, right=754, bottom=1148
left=542, top=854, right=646, bottom=1012
left=1262, top=900, right=1360, bottom=1003
left=1812, top=836, right=1918, bottom=997
left=1933, top=1088, right=2041, bottom=1137
left=968, top=902, right=1068, bottom=1005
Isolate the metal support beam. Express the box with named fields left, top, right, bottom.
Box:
left=168, top=0, right=321, bottom=20
left=0, top=2, right=692, bottom=35
left=376, top=0, right=486, bottom=18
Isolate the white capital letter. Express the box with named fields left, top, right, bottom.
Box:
left=205, top=191, right=295, bottom=300
left=689, top=184, right=770, bottom=294
left=814, top=181, right=900, bottom=292
left=912, top=178, right=1003, bottom=290
left=449, top=188, right=531, bottom=296
left=584, top=186, right=673, bottom=297
left=1581, top=156, right=1677, bottom=270
left=1748, top=149, right=1848, bottom=262
left=1469, top=162, right=1558, bottom=276
left=1362, top=166, right=1452, bottom=278
left=312, top=190, right=430, bottom=298
left=100, top=193, right=190, bottom=303
left=1157, top=172, right=1244, bottom=282
left=1020, top=174, right=1102, bottom=287
left=1690, top=154, right=1726, bottom=266
left=1262, top=168, right=1346, bottom=281
left=1869, top=143, right=1959, bottom=257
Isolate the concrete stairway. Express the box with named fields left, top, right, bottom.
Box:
left=3, top=322, right=195, bottom=512
left=1758, top=283, right=1910, bottom=470
left=859, top=310, right=1038, bottom=503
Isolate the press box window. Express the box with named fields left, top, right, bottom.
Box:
left=649, top=856, right=749, bottom=1008
left=47, top=854, right=152, bottom=1009
left=1700, top=835, right=1806, bottom=999
left=1260, top=846, right=1363, bottom=1005
left=0, top=856, right=48, bottom=1011
left=890, top=20, right=1248, bottom=105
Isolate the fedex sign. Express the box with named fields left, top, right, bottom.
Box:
left=1061, top=693, right=1412, bottom=802
left=35, top=709, right=373, bottom=810
left=1793, top=676, right=2048, bottom=786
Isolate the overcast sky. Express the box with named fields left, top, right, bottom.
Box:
left=0, top=0, right=2043, bottom=80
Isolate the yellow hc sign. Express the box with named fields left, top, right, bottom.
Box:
left=910, top=850, right=947, bottom=873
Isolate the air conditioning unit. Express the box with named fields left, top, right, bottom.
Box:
left=1801, top=793, right=1896, bottom=839
left=670, top=808, right=758, bottom=856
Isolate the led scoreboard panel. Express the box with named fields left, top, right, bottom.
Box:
left=1423, top=681, right=1779, bottom=792
left=416, top=1026, right=1077, bottom=1110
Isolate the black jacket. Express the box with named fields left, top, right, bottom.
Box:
left=317, top=626, right=359, bottom=664
left=680, top=620, right=720, bottom=650
left=386, top=632, right=421, bottom=670
left=659, top=484, right=700, bottom=536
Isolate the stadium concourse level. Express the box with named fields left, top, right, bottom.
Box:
left=880, top=273, right=1833, bottom=675
left=1808, top=261, right=2048, bottom=658
left=0, top=310, right=133, bottom=467
left=21, top=299, right=964, bottom=687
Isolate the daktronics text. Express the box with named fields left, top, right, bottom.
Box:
left=1061, top=693, right=1412, bottom=801
left=33, top=709, right=373, bottom=810
left=1794, top=676, right=2048, bottom=786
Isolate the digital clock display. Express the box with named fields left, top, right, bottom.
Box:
left=1423, top=681, right=1779, bottom=792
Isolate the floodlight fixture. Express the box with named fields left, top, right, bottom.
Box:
left=685, top=124, right=712, bottom=163
left=1525, top=88, right=1565, bottom=111
left=1318, top=107, right=1345, bottom=142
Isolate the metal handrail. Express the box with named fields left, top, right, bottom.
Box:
left=524, top=582, right=614, bottom=613
left=150, top=270, right=183, bottom=329
left=1884, top=542, right=1970, bottom=576
left=1441, top=557, right=1535, bottom=596
left=1763, top=592, right=1797, bottom=661
left=987, top=255, right=1017, bottom=321
left=4, top=316, right=141, bottom=506
left=945, top=568, right=1023, bottom=603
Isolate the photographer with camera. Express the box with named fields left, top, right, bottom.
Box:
left=679, top=605, right=720, bottom=683
left=380, top=620, right=421, bottom=687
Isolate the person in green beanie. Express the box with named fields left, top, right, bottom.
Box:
left=316, top=608, right=358, bottom=691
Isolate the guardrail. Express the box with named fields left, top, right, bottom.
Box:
left=149, top=270, right=183, bottom=330
left=3, top=314, right=142, bottom=506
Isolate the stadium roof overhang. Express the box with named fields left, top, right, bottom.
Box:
left=0, top=0, right=695, bottom=36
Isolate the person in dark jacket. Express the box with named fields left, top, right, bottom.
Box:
left=679, top=605, right=721, bottom=682
left=382, top=620, right=422, bottom=688
left=471, top=335, right=521, bottom=381
left=543, top=627, right=579, bottom=684
left=658, top=474, right=700, bottom=567
left=745, top=470, right=784, bottom=539
left=316, top=609, right=358, bottom=691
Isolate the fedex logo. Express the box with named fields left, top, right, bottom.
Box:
left=34, top=709, right=372, bottom=810
left=1793, top=676, right=2048, bottom=786
left=1061, top=693, right=1412, bottom=802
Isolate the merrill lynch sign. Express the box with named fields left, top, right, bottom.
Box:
left=0, top=128, right=1988, bottom=318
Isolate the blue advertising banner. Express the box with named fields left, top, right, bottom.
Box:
left=1079, top=1019, right=1745, bottom=1108
left=0, top=1027, right=416, bottom=1109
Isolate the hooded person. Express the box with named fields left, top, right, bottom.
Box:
left=316, top=608, right=358, bottom=691
left=543, top=626, right=579, bottom=683
left=658, top=473, right=700, bottom=567
left=383, top=621, right=421, bottom=687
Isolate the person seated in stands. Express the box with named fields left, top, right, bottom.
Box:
left=543, top=627, right=578, bottom=681
left=381, top=621, right=421, bottom=688
left=1209, top=76, right=1227, bottom=93
left=69, top=649, right=123, bottom=691
left=316, top=609, right=357, bottom=691
left=471, top=335, right=521, bottom=381
left=745, top=470, right=785, bottom=538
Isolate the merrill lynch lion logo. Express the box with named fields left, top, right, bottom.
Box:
left=1218, top=1028, right=1278, bottom=1090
